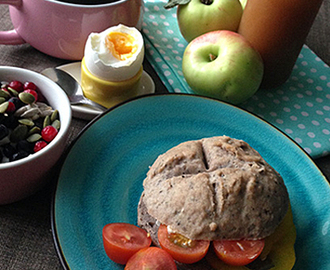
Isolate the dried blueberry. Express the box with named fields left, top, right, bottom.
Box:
left=10, top=150, right=29, bottom=162
left=17, top=140, right=34, bottom=154
left=2, top=143, right=16, bottom=159
left=0, top=124, right=8, bottom=140
left=8, top=97, right=24, bottom=110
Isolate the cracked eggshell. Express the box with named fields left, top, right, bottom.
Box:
left=84, top=24, right=144, bottom=82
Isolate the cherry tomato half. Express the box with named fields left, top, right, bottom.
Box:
left=102, top=223, right=152, bottom=265
left=158, top=224, right=210, bottom=264
left=213, top=239, right=265, bottom=266
left=125, top=247, right=177, bottom=270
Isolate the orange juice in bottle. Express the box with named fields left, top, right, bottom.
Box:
left=238, top=0, right=324, bottom=88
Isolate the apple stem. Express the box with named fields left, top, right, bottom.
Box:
left=209, top=53, right=217, bottom=61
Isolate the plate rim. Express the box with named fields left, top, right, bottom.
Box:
left=50, top=93, right=330, bottom=270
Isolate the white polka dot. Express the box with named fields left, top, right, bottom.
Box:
left=313, top=142, right=322, bottom=148
left=316, top=110, right=324, bottom=115
left=323, top=129, right=330, bottom=135
left=298, top=124, right=305, bottom=129
left=301, top=61, right=308, bottom=66
left=304, top=148, right=312, bottom=154
left=155, top=57, right=161, bottom=62
left=312, top=120, right=320, bottom=126
left=305, top=90, right=313, bottom=96
left=307, top=78, right=314, bottom=84
left=164, top=22, right=170, bottom=26
left=162, top=64, right=169, bottom=69
left=294, top=104, right=301, bottom=109
left=285, top=129, right=293, bottom=134
left=295, top=137, right=303, bottom=144
left=306, top=102, right=313, bottom=107
left=307, top=132, right=315, bottom=138
left=290, top=115, right=298, bottom=121
left=320, top=75, right=327, bottom=80
left=276, top=119, right=284, bottom=124
left=323, top=106, right=330, bottom=111
left=299, top=71, right=306, bottom=76
left=301, top=111, right=309, bottom=117
left=164, top=56, right=170, bottom=61
left=160, top=15, right=166, bottom=19
left=283, top=107, right=291, bottom=112
left=316, top=98, right=323, bottom=103
left=154, top=5, right=160, bottom=11
left=310, top=68, right=317, bottom=73
left=164, top=70, right=171, bottom=76
left=316, top=86, right=323, bottom=91
left=167, top=29, right=174, bottom=34
left=156, top=30, right=162, bottom=35
left=325, top=118, right=330, bottom=123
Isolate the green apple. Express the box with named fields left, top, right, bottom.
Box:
left=182, top=30, right=264, bottom=104
left=176, top=0, right=243, bottom=42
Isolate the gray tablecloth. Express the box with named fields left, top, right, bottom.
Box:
left=0, top=2, right=329, bottom=269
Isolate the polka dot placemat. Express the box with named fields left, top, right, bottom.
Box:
left=142, top=0, right=330, bottom=158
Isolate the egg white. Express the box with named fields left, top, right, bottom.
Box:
left=84, top=24, right=144, bottom=82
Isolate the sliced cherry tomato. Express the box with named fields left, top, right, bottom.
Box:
left=102, top=223, right=151, bottom=265
left=157, top=224, right=210, bottom=264
left=213, top=239, right=265, bottom=266
left=125, top=247, right=177, bottom=270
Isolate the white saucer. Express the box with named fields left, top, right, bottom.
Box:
left=57, top=62, right=155, bottom=120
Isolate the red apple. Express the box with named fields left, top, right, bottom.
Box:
left=182, top=30, right=264, bottom=104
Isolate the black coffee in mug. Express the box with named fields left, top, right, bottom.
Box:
left=56, top=0, right=117, bottom=4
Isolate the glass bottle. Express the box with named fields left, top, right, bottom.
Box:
left=238, top=0, right=324, bottom=88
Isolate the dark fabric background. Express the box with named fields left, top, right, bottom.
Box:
left=0, top=1, right=329, bottom=269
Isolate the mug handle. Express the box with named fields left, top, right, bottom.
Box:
left=0, top=0, right=26, bottom=45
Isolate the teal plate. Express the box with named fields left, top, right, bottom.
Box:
left=53, top=94, right=330, bottom=270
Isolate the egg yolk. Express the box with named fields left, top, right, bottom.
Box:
left=105, top=32, right=138, bottom=61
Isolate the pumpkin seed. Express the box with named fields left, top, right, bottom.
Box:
left=50, top=109, right=59, bottom=122
left=18, top=118, right=35, bottom=126
left=7, top=87, right=18, bottom=97
left=52, top=119, right=61, bottom=130
left=0, top=102, right=9, bottom=113
left=26, top=133, right=42, bottom=143
left=0, top=89, right=11, bottom=99
left=27, top=126, right=41, bottom=135
left=43, top=115, right=51, bottom=128
left=19, top=92, right=35, bottom=104
left=10, top=124, right=28, bottom=143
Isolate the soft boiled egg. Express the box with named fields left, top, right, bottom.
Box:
left=84, top=24, right=144, bottom=82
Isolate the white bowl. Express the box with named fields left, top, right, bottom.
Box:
left=0, top=66, right=72, bottom=204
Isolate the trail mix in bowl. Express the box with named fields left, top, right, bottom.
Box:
left=0, top=80, right=60, bottom=163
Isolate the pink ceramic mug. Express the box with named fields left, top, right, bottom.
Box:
left=0, top=0, right=144, bottom=60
